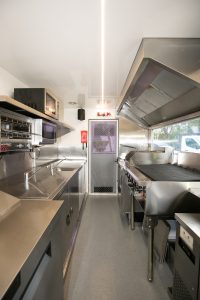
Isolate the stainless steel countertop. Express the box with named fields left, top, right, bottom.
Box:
left=0, top=159, right=86, bottom=200
left=0, top=169, right=77, bottom=200
left=175, top=213, right=200, bottom=241
left=0, top=200, right=64, bottom=298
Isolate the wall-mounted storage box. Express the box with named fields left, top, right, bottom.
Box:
left=14, top=88, right=59, bottom=120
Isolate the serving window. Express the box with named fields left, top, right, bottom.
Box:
left=152, top=117, right=200, bottom=153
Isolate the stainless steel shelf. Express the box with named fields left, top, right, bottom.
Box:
left=0, top=95, right=74, bottom=132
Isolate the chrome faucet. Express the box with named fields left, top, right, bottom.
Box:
left=24, top=166, right=43, bottom=185
left=50, top=163, right=54, bottom=176
left=24, top=171, right=28, bottom=181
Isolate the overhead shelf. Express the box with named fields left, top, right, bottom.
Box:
left=0, top=95, right=74, bottom=132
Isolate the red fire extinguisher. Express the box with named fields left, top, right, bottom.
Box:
left=81, top=130, right=88, bottom=150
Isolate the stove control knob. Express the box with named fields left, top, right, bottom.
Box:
left=128, top=183, right=134, bottom=188
left=16, top=144, right=23, bottom=148
left=136, top=186, right=143, bottom=192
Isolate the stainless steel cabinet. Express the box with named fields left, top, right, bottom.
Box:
left=68, top=171, right=79, bottom=232
left=119, top=168, right=131, bottom=215
left=173, top=220, right=200, bottom=300
left=78, top=163, right=86, bottom=210
left=55, top=184, right=72, bottom=264
left=54, top=171, right=79, bottom=265
left=6, top=213, right=64, bottom=300
left=21, top=225, right=63, bottom=300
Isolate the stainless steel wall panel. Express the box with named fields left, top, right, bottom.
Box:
left=58, top=146, right=87, bottom=160
left=0, top=152, right=32, bottom=180
left=37, top=145, right=59, bottom=160
left=178, top=152, right=200, bottom=172
left=118, top=116, right=148, bottom=155
left=127, top=147, right=173, bottom=165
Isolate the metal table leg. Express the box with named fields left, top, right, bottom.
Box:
left=131, top=195, right=135, bottom=230
left=127, top=213, right=131, bottom=225
left=148, top=224, right=154, bottom=281
left=146, top=216, right=157, bottom=282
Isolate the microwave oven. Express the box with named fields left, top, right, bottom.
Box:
left=14, top=88, right=59, bottom=119
left=33, top=119, right=57, bottom=145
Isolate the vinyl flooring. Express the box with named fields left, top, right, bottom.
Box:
left=64, top=195, right=171, bottom=300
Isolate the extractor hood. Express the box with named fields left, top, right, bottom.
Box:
left=117, top=38, right=200, bottom=128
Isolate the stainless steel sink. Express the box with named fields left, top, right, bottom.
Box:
left=56, top=167, right=77, bottom=171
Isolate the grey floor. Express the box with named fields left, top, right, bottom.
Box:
left=64, top=195, right=171, bottom=300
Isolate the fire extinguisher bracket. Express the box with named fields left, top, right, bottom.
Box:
left=81, top=130, right=88, bottom=150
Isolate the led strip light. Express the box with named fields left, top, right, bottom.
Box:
left=101, top=0, right=105, bottom=107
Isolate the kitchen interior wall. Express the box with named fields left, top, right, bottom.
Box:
left=0, top=66, right=59, bottom=179
left=0, top=66, right=33, bottom=180
left=0, top=66, right=28, bottom=96
left=60, top=107, right=117, bottom=153
left=0, top=64, right=147, bottom=182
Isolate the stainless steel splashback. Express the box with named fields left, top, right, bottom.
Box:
left=117, top=38, right=200, bottom=128
left=127, top=147, right=173, bottom=165
left=0, top=152, right=32, bottom=180
left=58, top=146, right=87, bottom=160
left=118, top=115, right=148, bottom=157
left=178, top=152, right=200, bottom=172
left=0, top=145, right=60, bottom=182
left=36, top=144, right=59, bottom=160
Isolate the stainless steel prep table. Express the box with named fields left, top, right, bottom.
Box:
left=173, top=213, right=200, bottom=299
left=0, top=160, right=85, bottom=200
left=0, top=200, right=64, bottom=299
left=118, top=156, right=200, bottom=282
left=175, top=213, right=200, bottom=242
left=0, top=159, right=87, bottom=290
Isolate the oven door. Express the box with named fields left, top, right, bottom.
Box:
left=42, top=121, right=56, bottom=144
left=45, top=92, right=58, bottom=119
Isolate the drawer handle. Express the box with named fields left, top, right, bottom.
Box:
left=66, top=214, right=70, bottom=226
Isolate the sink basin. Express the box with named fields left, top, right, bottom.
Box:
left=61, top=167, right=77, bottom=171
left=56, top=167, right=77, bottom=171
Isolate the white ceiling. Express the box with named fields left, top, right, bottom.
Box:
left=0, top=0, right=200, bottom=108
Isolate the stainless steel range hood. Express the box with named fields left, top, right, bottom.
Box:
left=117, top=38, right=200, bottom=128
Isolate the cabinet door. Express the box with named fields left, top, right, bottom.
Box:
left=54, top=173, right=79, bottom=263
left=68, top=173, right=79, bottom=233
left=54, top=185, right=72, bottom=263
left=21, top=218, right=64, bottom=300
left=79, top=165, right=86, bottom=210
